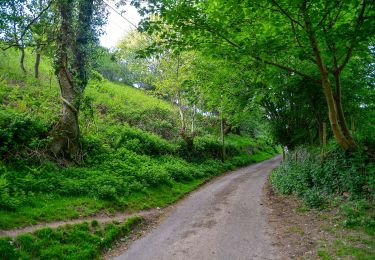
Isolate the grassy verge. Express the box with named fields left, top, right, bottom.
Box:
left=0, top=151, right=276, bottom=230
left=269, top=145, right=374, bottom=259
left=317, top=201, right=375, bottom=259
left=318, top=235, right=375, bottom=260
left=0, top=216, right=143, bottom=259
left=0, top=152, right=276, bottom=259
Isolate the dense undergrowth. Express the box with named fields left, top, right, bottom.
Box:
left=0, top=49, right=277, bottom=258
left=270, top=145, right=375, bottom=236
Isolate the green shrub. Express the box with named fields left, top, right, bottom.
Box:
left=104, top=124, right=176, bottom=156
left=270, top=146, right=374, bottom=208
left=178, top=135, right=242, bottom=161
left=0, top=110, right=48, bottom=157
left=303, top=189, right=326, bottom=208
left=0, top=175, right=21, bottom=210
left=0, top=237, right=19, bottom=259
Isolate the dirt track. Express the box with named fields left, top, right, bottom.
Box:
left=113, top=156, right=282, bottom=260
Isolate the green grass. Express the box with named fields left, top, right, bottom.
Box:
left=318, top=238, right=375, bottom=260
left=0, top=44, right=280, bottom=259
left=0, top=153, right=269, bottom=230
left=0, top=179, right=207, bottom=230
left=0, top=196, right=109, bottom=229
left=0, top=216, right=143, bottom=260
left=248, top=150, right=275, bottom=162
left=0, top=47, right=277, bottom=247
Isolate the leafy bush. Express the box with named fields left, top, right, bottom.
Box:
left=104, top=124, right=176, bottom=156
left=0, top=237, right=19, bottom=259
left=270, top=146, right=374, bottom=208
left=0, top=175, right=22, bottom=211
left=0, top=110, right=48, bottom=157
left=177, top=135, right=242, bottom=160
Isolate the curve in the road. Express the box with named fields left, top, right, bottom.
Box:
left=113, top=156, right=282, bottom=260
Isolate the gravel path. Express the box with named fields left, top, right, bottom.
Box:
left=113, top=156, right=282, bottom=260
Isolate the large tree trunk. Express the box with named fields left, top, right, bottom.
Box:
left=51, top=68, right=81, bottom=159
left=50, top=0, right=94, bottom=160
left=50, top=1, right=80, bottom=160
left=302, top=5, right=354, bottom=151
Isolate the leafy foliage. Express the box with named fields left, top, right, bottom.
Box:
left=270, top=146, right=374, bottom=208
left=0, top=49, right=276, bottom=231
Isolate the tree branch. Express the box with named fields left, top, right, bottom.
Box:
left=338, top=0, right=367, bottom=72
left=204, top=26, right=319, bottom=82
left=252, top=55, right=319, bottom=82
left=316, top=0, right=343, bottom=28
left=19, top=1, right=54, bottom=43
left=270, top=0, right=305, bottom=29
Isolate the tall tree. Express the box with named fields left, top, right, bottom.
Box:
left=0, top=0, right=54, bottom=73
left=51, top=0, right=104, bottom=160
left=132, top=0, right=375, bottom=152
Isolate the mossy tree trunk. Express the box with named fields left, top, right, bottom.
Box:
left=50, top=0, right=94, bottom=161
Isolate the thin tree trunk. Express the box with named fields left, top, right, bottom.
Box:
left=333, top=68, right=357, bottom=150
left=191, top=104, right=196, bottom=133
left=302, top=5, right=352, bottom=151
left=177, top=101, right=185, bottom=133
left=307, top=128, right=313, bottom=145
left=351, top=115, right=355, bottom=132
left=221, top=114, right=225, bottom=162
left=20, top=45, right=26, bottom=73
left=317, top=120, right=323, bottom=146
left=178, top=105, right=186, bottom=134
left=34, top=40, right=41, bottom=78
left=220, top=98, right=225, bottom=162
left=323, top=122, right=327, bottom=147
left=34, top=52, right=41, bottom=78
